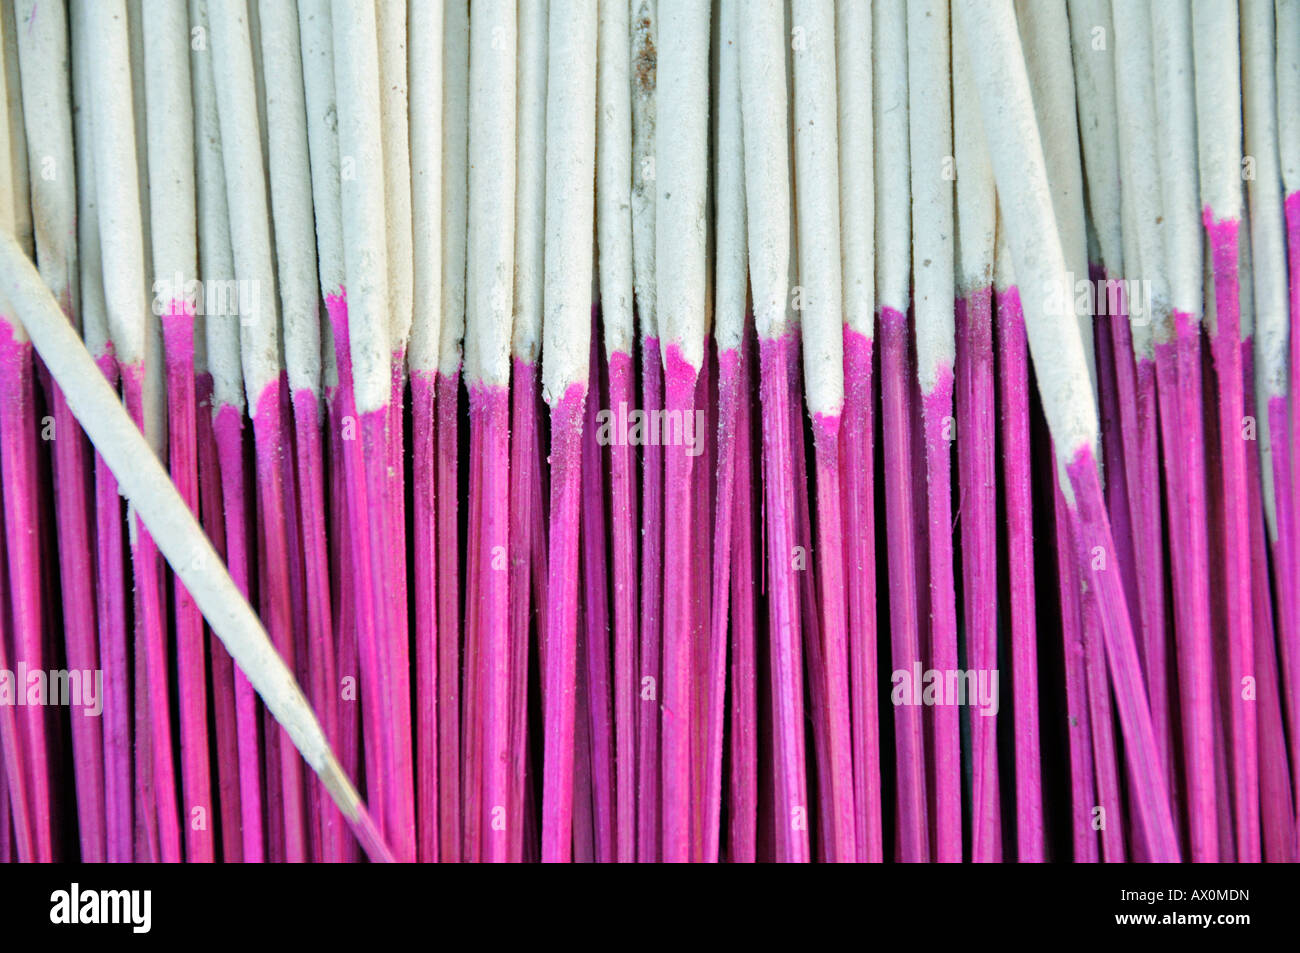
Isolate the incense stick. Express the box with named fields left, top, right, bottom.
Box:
left=954, top=0, right=1180, bottom=861
left=539, top=0, right=596, bottom=863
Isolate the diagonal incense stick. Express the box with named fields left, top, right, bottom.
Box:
left=0, top=230, right=394, bottom=862
left=955, top=0, right=1180, bottom=861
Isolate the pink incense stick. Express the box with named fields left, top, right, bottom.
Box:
left=597, top=0, right=638, bottom=863
left=0, top=495, right=33, bottom=862
left=704, top=0, right=744, bottom=860
left=580, top=330, right=616, bottom=861
left=908, top=0, right=960, bottom=863
left=210, top=0, right=310, bottom=862
left=464, top=0, right=516, bottom=864
left=376, top=4, right=415, bottom=860
left=82, top=0, right=177, bottom=863
left=539, top=0, right=596, bottom=863
left=993, top=268, right=1044, bottom=861
left=407, top=0, right=445, bottom=863
left=953, top=18, right=1001, bottom=862
left=189, top=0, right=262, bottom=860
left=836, top=0, right=881, bottom=862
left=872, top=0, right=927, bottom=864
left=1111, top=0, right=1175, bottom=797
left=1242, top=0, right=1300, bottom=845
left=726, top=324, right=758, bottom=862
left=654, top=0, right=708, bottom=864
left=1052, top=472, right=1099, bottom=863
left=957, top=0, right=1180, bottom=861
left=15, top=0, right=103, bottom=863
left=790, top=0, right=854, bottom=863
left=630, top=0, right=662, bottom=864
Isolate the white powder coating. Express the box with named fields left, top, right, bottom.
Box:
left=209, top=0, right=284, bottom=411
left=790, top=0, right=842, bottom=414
left=1192, top=1, right=1243, bottom=223
left=1067, top=0, right=1123, bottom=278
left=953, top=15, right=995, bottom=298
left=83, top=0, right=146, bottom=369
left=1017, top=0, right=1096, bottom=400
left=873, top=0, right=910, bottom=318
left=630, top=0, right=658, bottom=343
left=142, top=0, right=197, bottom=320
left=1113, top=0, right=1166, bottom=361
left=465, top=0, right=516, bottom=390
left=0, top=233, right=370, bottom=831
left=260, top=0, right=322, bottom=399
left=1150, top=0, right=1203, bottom=324
left=378, top=0, right=413, bottom=357
left=1244, top=0, right=1289, bottom=407
left=511, top=0, right=546, bottom=364
left=908, top=0, right=954, bottom=396
left=740, top=0, right=790, bottom=340
left=439, top=1, right=469, bottom=378
left=713, top=0, right=746, bottom=356
left=1279, top=0, right=1299, bottom=193
left=407, top=0, right=443, bottom=374
left=0, top=4, right=18, bottom=332
left=993, top=209, right=1013, bottom=292
left=541, top=0, right=597, bottom=403
left=297, top=0, right=345, bottom=299
left=14, top=1, right=77, bottom=320
left=598, top=0, right=635, bottom=359
left=655, top=0, right=708, bottom=373
left=954, top=0, right=1100, bottom=464
left=332, top=0, right=391, bottom=414
left=2, top=3, right=30, bottom=261
left=190, top=0, right=244, bottom=416
left=70, top=2, right=108, bottom=361
left=836, top=0, right=873, bottom=338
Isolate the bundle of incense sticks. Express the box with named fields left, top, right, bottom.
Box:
left=0, top=0, right=1298, bottom=865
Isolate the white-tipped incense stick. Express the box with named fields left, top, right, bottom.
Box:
left=791, top=0, right=853, bottom=864
left=954, top=0, right=1180, bottom=862
left=630, top=0, right=658, bottom=346
left=440, top=2, right=470, bottom=382
left=1016, top=0, right=1096, bottom=398
left=655, top=0, right=708, bottom=866
left=0, top=232, right=393, bottom=863
left=1242, top=0, right=1300, bottom=838
left=408, top=1, right=444, bottom=379
left=908, top=0, right=960, bottom=865
left=597, top=0, right=638, bottom=864
left=835, top=0, right=880, bottom=866
left=540, top=0, right=597, bottom=864
left=377, top=0, right=412, bottom=363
